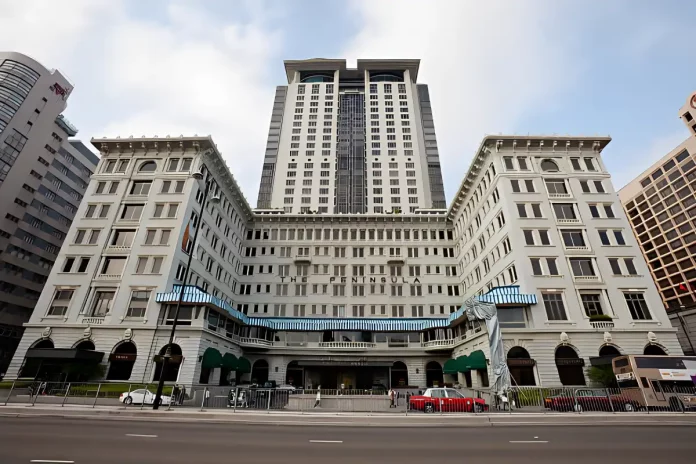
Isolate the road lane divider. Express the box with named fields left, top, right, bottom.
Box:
left=309, top=440, right=343, bottom=443
left=125, top=434, right=158, bottom=438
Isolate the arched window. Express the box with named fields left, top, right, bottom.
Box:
left=540, top=159, right=559, bottom=172
left=391, top=361, right=409, bottom=388
left=644, top=344, right=667, bottom=355
left=507, top=346, right=536, bottom=386
left=599, top=345, right=621, bottom=357
left=555, top=346, right=586, bottom=386
left=32, top=339, right=54, bottom=349
left=286, top=361, right=303, bottom=387
left=251, top=359, right=269, bottom=384
left=425, top=361, right=444, bottom=387
left=74, top=340, right=95, bottom=351
left=138, top=161, right=157, bottom=173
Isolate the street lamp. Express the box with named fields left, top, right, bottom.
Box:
left=153, top=166, right=220, bottom=409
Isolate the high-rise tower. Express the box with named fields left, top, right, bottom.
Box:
left=256, top=59, right=446, bottom=213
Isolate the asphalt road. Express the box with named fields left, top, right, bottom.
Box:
left=0, top=417, right=694, bottom=464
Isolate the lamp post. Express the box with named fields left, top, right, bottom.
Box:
left=153, top=166, right=219, bottom=409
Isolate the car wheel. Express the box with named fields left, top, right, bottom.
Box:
left=474, top=403, right=483, bottom=413
left=574, top=403, right=583, bottom=413
left=623, top=403, right=635, bottom=412
left=124, top=396, right=133, bottom=405
left=424, top=403, right=434, bottom=413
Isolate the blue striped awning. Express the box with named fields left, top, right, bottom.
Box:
left=449, top=285, right=537, bottom=323
left=156, top=285, right=449, bottom=331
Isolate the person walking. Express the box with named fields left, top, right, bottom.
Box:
left=204, top=389, right=210, bottom=408
left=314, top=386, right=321, bottom=408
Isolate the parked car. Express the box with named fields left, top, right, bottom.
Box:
left=409, top=388, right=487, bottom=413
left=545, top=389, right=641, bottom=412
left=368, top=384, right=388, bottom=394
left=120, top=389, right=171, bottom=406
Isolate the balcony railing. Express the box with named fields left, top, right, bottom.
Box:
left=557, top=218, right=581, bottom=224
left=81, top=317, right=104, bottom=325
left=240, top=337, right=274, bottom=347
left=94, top=274, right=122, bottom=281
left=590, top=321, right=614, bottom=329
left=548, top=193, right=572, bottom=199
left=565, top=245, right=590, bottom=251
left=574, top=275, right=599, bottom=282
left=422, top=339, right=455, bottom=348
left=105, top=245, right=132, bottom=253
left=318, top=342, right=377, bottom=349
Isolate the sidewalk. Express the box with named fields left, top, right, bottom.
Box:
left=2, top=403, right=696, bottom=427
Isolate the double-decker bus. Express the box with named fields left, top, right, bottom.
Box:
left=612, top=355, right=696, bottom=411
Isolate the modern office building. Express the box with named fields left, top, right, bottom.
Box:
left=5, top=59, right=681, bottom=389
left=0, top=52, right=99, bottom=374
left=257, top=59, right=446, bottom=213
left=619, top=90, right=696, bottom=355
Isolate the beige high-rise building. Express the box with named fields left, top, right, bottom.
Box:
left=619, top=90, right=696, bottom=355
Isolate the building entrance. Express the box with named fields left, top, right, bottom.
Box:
left=295, top=360, right=391, bottom=390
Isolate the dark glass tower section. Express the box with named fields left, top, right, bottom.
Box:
left=334, top=92, right=366, bottom=213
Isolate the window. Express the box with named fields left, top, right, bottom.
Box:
left=584, top=157, right=597, bottom=171
left=153, top=203, right=179, bottom=218
left=561, top=230, right=585, bottom=248
left=130, top=181, right=151, bottom=196
left=90, top=290, right=115, bottom=316
left=543, top=293, right=567, bottom=320
left=126, top=290, right=151, bottom=318
left=48, top=289, right=74, bottom=316
left=138, top=161, right=157, bottom=172
left=111, top=229, right=136, bottom=247
left=581, top=294, right=603, bottom=317
left=540, top=159, right=559, bottom=172
left=121, top=204, right=144, bottom=221
left=624, top=292, right=651, bottom=320
left=553, top=203, right=576, bottom=221
left=100, top=257, right=126, bottom=276
left=545, top=179, right=568, bottom=195
left=570, top=158, right=582, bottom=171
left=570, top=258, right=595, bottom=277
left=530, top=258, right=543, bottom=276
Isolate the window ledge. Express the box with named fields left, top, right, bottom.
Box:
left=545, top=320, right=577, bottom=325
left=612, top=274, right=644, bottom=278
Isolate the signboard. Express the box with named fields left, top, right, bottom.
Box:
left=50, top=83, right=72, bottom=101
left=278, top=275, right=422, bottom=285
left=507, top=358, right=536, bottom=367
left=109, top=353, right=137, bottom=362
left=153, top=354, right=184, bottom=364
left=555, top=358, right=585, bottom=367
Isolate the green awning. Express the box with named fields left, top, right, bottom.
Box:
left=456, top=355, right=470, bottom=373
left=466, top=350, right=487, bottom=370
left=201, top=348, right=223, bottom=369
left=222, top=353, right=238, bottom=370
left=443, top=358, right=458, bottom=375
left=236, top=356, right=251, bottom=374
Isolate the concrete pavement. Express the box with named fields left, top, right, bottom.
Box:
left=0, top=416, right=694, bottom=464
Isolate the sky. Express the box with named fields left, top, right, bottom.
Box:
left=1, top=0, right=694, bottom=206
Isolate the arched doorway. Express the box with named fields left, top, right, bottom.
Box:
left=33, top=339, right=54, bottom=349
left=251, top=359, right=269, bottom=385
left=425, top=361, right=444, bottom=387
left=555, top=346, right=586, bottom=386
left=153, top=344, right=182, bottom=382
left=286, top=361, right=303, bottom=387
left=107, top=341, right=137, bottom=380
left=644, top=344, right=667, bottom=355
left=74, top=340, right=95, bottom=351
left=390, top=361, right=409, bottom=388
left=507, top=347, right=537, bottom=386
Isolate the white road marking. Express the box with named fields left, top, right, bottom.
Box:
left=125, top=434, right=158, bottom=438
left=30, top=461, right=75, bottom=463
left=534, top=436, right=539, bottom=439
left=309, top=440, right=343, bottom=444
left=509, top=440, right=549, bottom=444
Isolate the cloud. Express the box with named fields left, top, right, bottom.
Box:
left=342, top=0, right=587, bottom=200
left=0, top=0, right=283, bottom=206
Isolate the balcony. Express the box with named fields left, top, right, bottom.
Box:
left=421, top=339, right=455, bottom=350
left=548, top=193, right=572, bottom=199
left=318, top=341, right=377, bottom=350
left=565, top=246, right=590, bottom=252
left=240, top=337, right=274, bottom=347
left=81, top=317, right=104, bottom=325
left=387, top=255, right=405, bottom=265
left=590, top=320, right=614, bottom=330
left=105, top=245, right=132, bottom=254
left=293, top=255, right=311, bottom=264
left=557, top=218, right=581, bottom=224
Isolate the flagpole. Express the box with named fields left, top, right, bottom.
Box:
left=153, top=169, right=212, bottom=409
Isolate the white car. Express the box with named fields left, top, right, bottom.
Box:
left=119, top=389, right=171, bottom=406
left=277, top=384, right=297, bottom=391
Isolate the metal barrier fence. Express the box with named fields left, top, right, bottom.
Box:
left=3, top=381, right=695, bottom=413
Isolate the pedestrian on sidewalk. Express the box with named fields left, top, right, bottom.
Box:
left=204, top=389, right=210, bottom=408
left=314, top=386, right=321, bottom=408
left=389, top=389, right=394, bottom=408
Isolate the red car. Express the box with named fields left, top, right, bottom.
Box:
left=409, top=388, right=488, bottom=413
left=545, top=388, right=642, bottom=412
